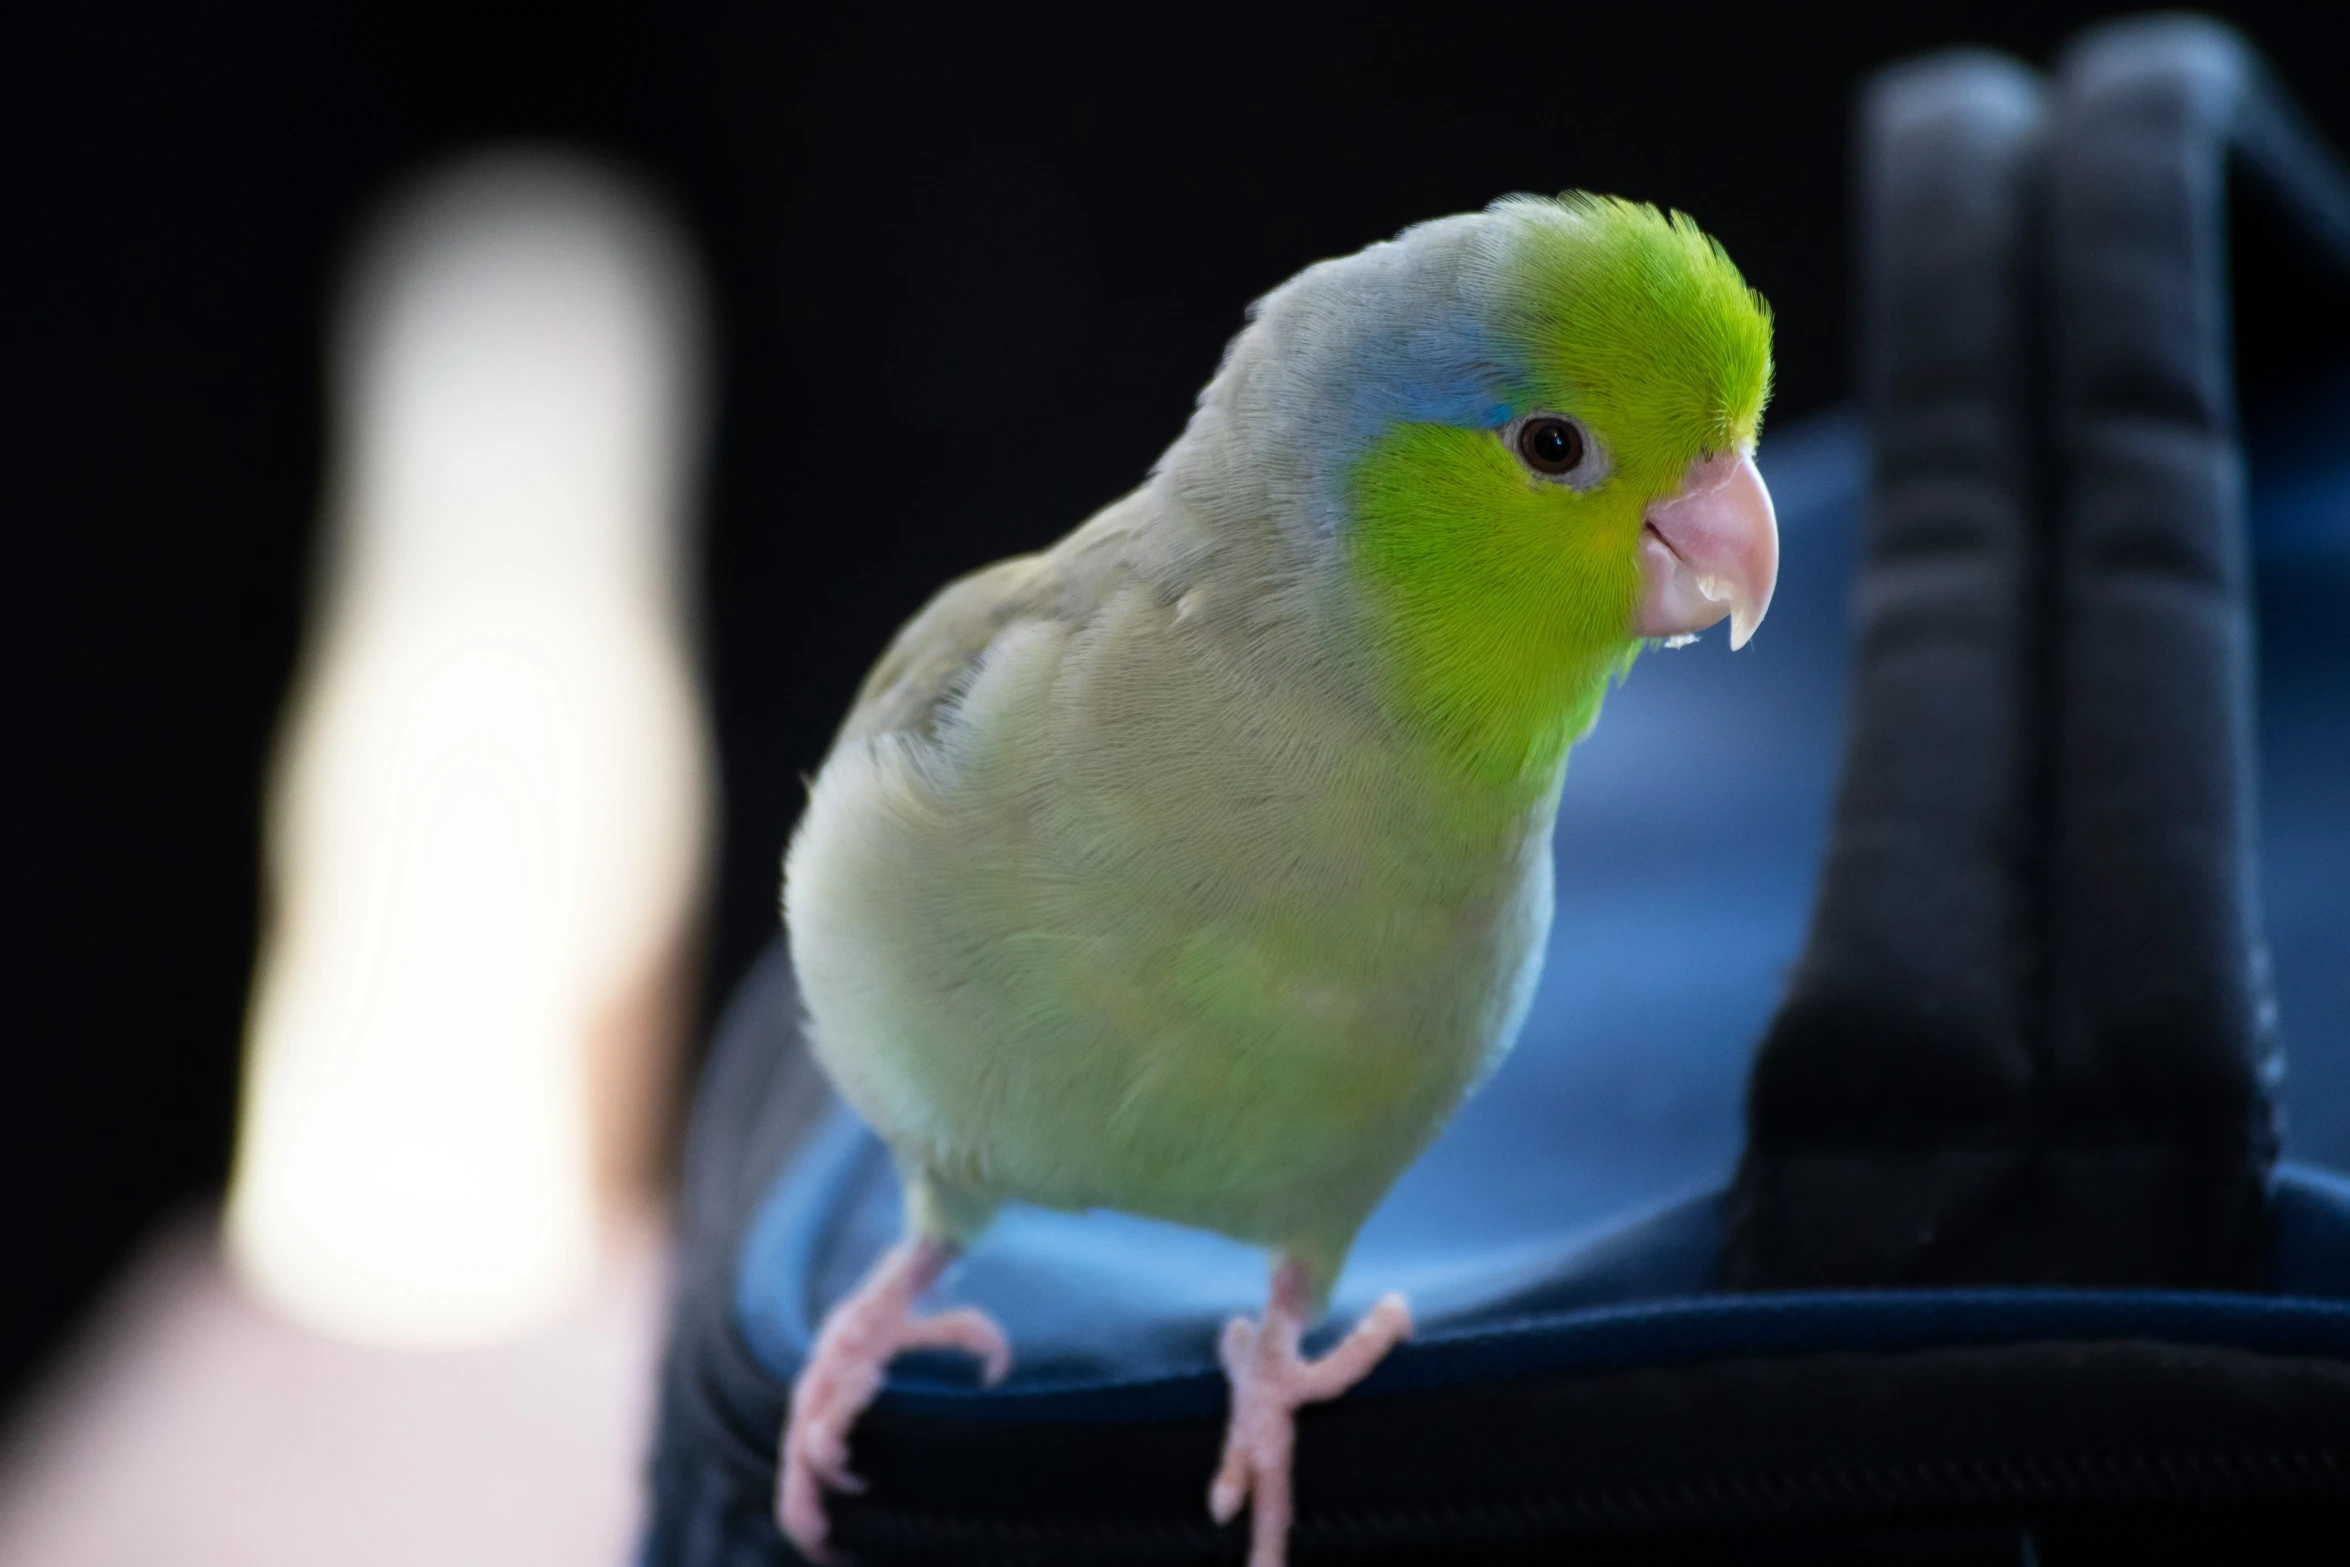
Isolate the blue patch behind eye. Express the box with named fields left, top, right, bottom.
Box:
left=1361, top=374, right=1517, bottom=434
left=1310, top=302, right=1525, bottom=533
left=1359, top=303, right=1522, bottom=434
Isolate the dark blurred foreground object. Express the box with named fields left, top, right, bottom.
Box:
left=646, top=16, right=2350, bottom=1564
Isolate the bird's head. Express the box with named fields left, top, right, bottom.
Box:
left=1187, top=194, right=1775, bottom=782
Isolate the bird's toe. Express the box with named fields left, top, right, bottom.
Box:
left=1209, top=1441, right=1255, bottom=1524
left=911, top=1304, right=1013, bottom=1382
left=777, top=1449, right=839, bottom=1564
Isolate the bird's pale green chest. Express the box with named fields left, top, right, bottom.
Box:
left=785, top=549, right=1563, bottom=1268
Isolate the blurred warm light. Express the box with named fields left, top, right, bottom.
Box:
left=224, top=150, right=713, bottom=1346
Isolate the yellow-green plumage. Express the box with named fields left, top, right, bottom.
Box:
left=784, top=194, right=1771, bottom=1298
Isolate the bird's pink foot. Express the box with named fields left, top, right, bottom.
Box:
left=1209, top=1260, right=1413, bottom=1567
left=776, top=1238, right=1009, bottom=1565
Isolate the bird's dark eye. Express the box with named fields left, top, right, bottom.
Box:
left=1517, top=416, right=1585, bottom=476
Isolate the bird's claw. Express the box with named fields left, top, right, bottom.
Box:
left=797, top=1413, right=865, bottom=1494
left=1210, top=1285, right=1413, bottom=1567
left=907, top=1306, right=1014, bottom=1382
left=776, top=1241, right=1009, bottom=1565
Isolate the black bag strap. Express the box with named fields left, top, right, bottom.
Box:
left=1723, top=48, right=2053, bottom=1286
left=1728, top=17, right=2350, bottom=1289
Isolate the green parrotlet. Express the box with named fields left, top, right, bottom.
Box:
left=777, top=193, right=1777, bottom=1567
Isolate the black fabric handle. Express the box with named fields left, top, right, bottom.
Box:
left=1724, top=50, right=2055, bottom=1287
left=2038, top=16, right=2284, bottom=1287
left=1728, top=18, right=2350, bottom=1289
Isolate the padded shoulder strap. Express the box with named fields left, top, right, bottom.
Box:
left=1729, top=20, right=2350, bottom=1289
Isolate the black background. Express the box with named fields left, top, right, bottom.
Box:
left=4, top=1, right=2346, bottom=1419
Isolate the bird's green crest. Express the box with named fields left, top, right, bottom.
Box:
left=1347, top=194, right=1773, bottom=786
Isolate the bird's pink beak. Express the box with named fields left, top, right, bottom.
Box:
left=1631, top=449, right=1779, bottom=649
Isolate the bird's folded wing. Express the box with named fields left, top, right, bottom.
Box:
left=834, top=552, right=1065, bottom=748
left=834, top=490, right=1168, bottom=751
